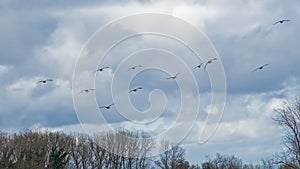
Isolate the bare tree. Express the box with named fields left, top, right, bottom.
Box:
left=68, top=134, right=92, bottom=169
left=155, top=140, right=187, bottom=169
left=273, top=97, right=300, bottom=168
left=99, top=129, right=154, bottom=169
left=201, top=153, right=243, bottom=169
left=0, top=132, right=16, bottom=168
left=88, top=135, right=107, bottom=169
left=12, top=131, right=49, bottom=168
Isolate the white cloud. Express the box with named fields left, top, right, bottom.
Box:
left=34, top=20, right=86, bottom=79
left=172, top=4, right=219, bottom=29
left=0, top=65, right=13, bottom=76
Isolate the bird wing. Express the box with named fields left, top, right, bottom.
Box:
left=211, top=58, right=217, bottom=61
left=46, top=79, right=53, bottom=81
left=283, top=19, right=291, bottom=22
left=128, top=67, right=135, bottom=71
left=204, top=58, right=216, bottom=69
left=273, top=21, right=280, bottom=25
left=204, top=62, right=209, bottom=69
left=108, top=103, right=114, bottom=107
left=262, top=64, right=268, bottom=67
left=252, top=67, right=260, bottom=72
left=97, top=66, right=109, bottom=70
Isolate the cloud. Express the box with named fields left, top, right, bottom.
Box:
left=0, top=76, right=76, bottom=129
left=1, top=0, right=300, bottom=164
left=0, top=65, right=13, bottom=77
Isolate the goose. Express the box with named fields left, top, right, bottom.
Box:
left=129, top=87, right=143, bottom=93
left=96, top=66, right=110, bottom=72
left=37, top=79, right=53, bottom=84
left=80, top=88, right=96, bottom=93
left=193, top=63, right=204, bottom=69
left=99, top=103, right=114, bottom=109
left=128, top=65, right=142, bottom=71
left=252, top=64, right=268, bottom=72
left=273, top=19, right=291, bottom=25
left=166, top=72, right=180, bottom=80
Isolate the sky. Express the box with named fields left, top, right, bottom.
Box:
left=1, top=0, right=300, bottom=165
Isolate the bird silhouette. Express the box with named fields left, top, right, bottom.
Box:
left=252, top=64, right=268, bottom=72
left=204, top=58, right=217, bottom=69
left=96, top=66, right=110, bottom=72
left=37, top=79, right=53, bottom=84
left=99, top=103, right=114, bottom=109
left=193, top=63, right=204, bottom=69
left=80, top=88, right=96, bottom=93
left=129, top=87, right=143, bottom=93
left=128, top=65, right=142, bottom=71
left=273, top=19, right=291, bottom=25
left=166, top=72, right=180, bottom=80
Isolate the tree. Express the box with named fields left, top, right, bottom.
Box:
left=99, top=129, right=154, bottom=169
left=68, top=134, right=91, bottom=169
left=49, top=147, right=68, bottom=169
left=47, top=132, right=71, bottom=169
left=201, top=153, right=243, bottom=169
left=155, top=140, right=187, bottom=169
left=273, top=97, right=300, bottom=168
left=12, top=131, right=49, bottom=168
left=0, top=132, right=15, bottom=168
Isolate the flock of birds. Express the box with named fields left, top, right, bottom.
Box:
left=36, top=19, right=291, bottom=111
left=61, top=57, right=219, bottom=110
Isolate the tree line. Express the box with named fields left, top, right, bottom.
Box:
left=0, top=97, right=299, bottom=169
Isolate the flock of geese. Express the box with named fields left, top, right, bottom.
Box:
left=36, top=19, right=291, bottom=111
left=73, top=57, right=219, bottom=110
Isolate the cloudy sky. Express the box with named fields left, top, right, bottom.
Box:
left=1, top=0, right=300, bottom=164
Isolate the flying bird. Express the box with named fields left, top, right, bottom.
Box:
left=96, top=66, right=110, bottom=72
left=193, top=63, right=204, bottom=69
left=128, top=65, right=142, bottom=71
left=37, top=79, right=53, bottom=84
left=166, top=72, right=180, bottom=80
left=273, top=19, right=291, bottom=25
left=80, top=88, right=96, bottom=93
left=252, top=64, right=268, bottom=72
left=129, top=87, right=143, bottom=93
left=99, top=103, right=114, bottom=110
left=204, top=58, right=217, bottom=69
